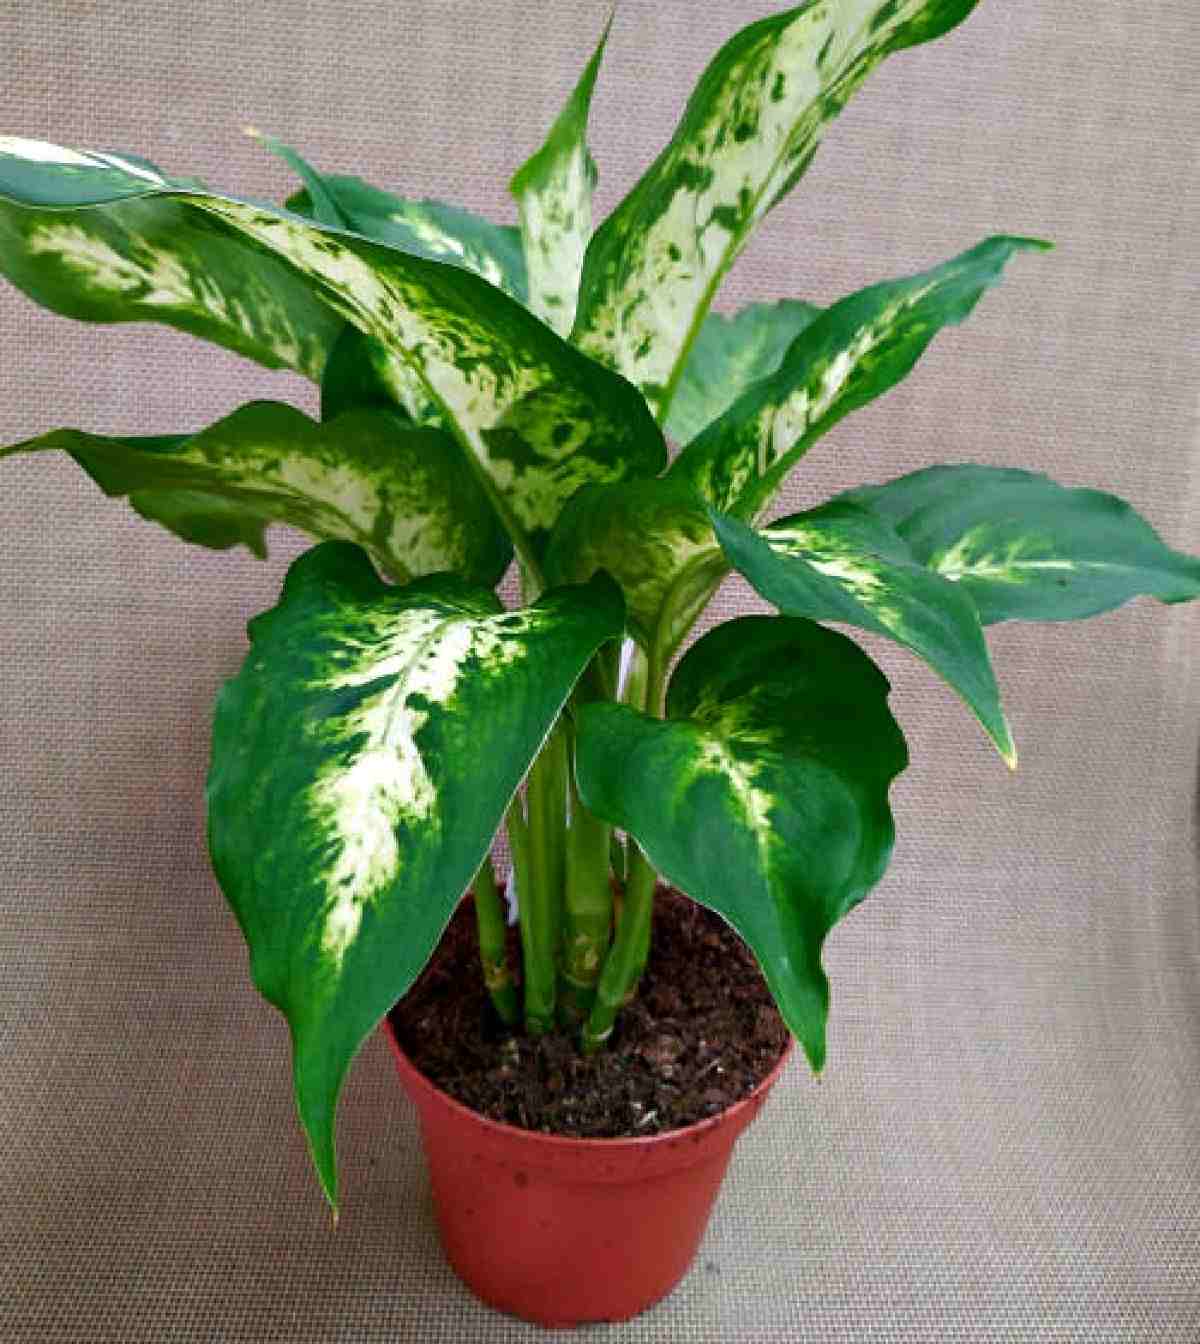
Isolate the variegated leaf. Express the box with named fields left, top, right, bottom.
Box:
left=839, top=465, right=1200, bottom=623
left=208, top=542, right=625, bottom=1206
left=576, top=615, right=907, bottom=1069
left=1, top=401, right=510, bottom=586
left=509, top=16, right=609, bottom=334
left=543, top=478, right=726, bottom=654
left=0, top=139, right=665, bottom=558
left=571, top=0, right=981, bottom=419
left=671, top=236, right=1050, bottom=517
left=711, top=501, right=1014, bottom=764
left=284, top=169, right=528, bottom=302
left=664, top=299, right=819, bottom=445
left=0, top=140, right=341, bottom=380
left=319, top=323, right=411, bottom=423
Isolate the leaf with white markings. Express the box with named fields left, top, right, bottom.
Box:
left=545, top=477, right=726, bottom=652
left=572, top=0, right=981, bottom=420
left=711, top=501, right=1014, bottom=764
left=0, top=138, right=665, bottom=560
left=0, top=140, right=341, bottom=380
left=671, top=236, right=1050, bottom=516
left=839, top=465, right=1200, bottom=623
left=576, top=616, right=907, bottom=1068
left=509, top=16, right=609, bottom=334
left=1, top=402, right=511, bottom=585
left=665, top=299, right=819, bottom=445
left=208, top=542, right=625, bottom=1207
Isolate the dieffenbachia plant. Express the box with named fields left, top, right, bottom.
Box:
left=3, top=2, right=1198, bottom=1214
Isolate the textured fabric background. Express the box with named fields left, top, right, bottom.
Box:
left=1, top=2, right=1197, bottom=1340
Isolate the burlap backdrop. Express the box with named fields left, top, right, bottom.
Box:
left=1, top=3, right=1197, bottom=1340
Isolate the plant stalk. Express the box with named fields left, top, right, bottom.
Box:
left=558, top=769, right=613, bottom=1025
left=581, top=842, right=656, bottom=1053
left=471, top=853, right=519, bottom=1026
left=506, top=795, right=554, bottom=1035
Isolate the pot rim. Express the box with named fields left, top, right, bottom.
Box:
left=381, top=1013, right=795, bottom=1156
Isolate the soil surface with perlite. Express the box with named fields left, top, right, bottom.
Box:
left=388, top=886, right=790, bottom=1138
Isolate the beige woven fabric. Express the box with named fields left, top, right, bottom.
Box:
left=1, top=2, right=1197, bottom=1339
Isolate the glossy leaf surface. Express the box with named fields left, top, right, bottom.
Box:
left=576, top=616, right=907, bottom=1069
left=840, top=465, right=1200, bottom=623
left=1, top=401, right=511, bottom=585
left=572, top=0, right=981, bottom=419
left=671, top=236, right=1049, bottom=516
left=711, top=501, right=1013, bottom=763
left=665, top=299, right=819, bottom=445
left=509, top=18, right=609, bottom=333
left=208, top=543, right=624, bottom=1206
left=0, top=138, right=664, bottom=552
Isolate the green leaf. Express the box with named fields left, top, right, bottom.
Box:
left=318, top=323, right=411, bottom=424
left=543, top=478, right=723, bottom=650
left=0, top=138, right=665, bottom=563
left=576, top=615, right=907, bottom=1069
left=509, top=15, right=610, bottom=335
left=839, top=465, right=1200, bottom=624
left=671, top=235, right=1050, bottom=517
left=208, top=542, right=625, bottom=1207
left=285, top=171, right=528, bottom=303
left=1, top=401, right=511, bottom=586
left=710, top=501, right=1014, bottom=765
left=664, top=299, right=820, bottom=445
left=0, top=140, right=341, bottom=380
left=571, top=0, right=982, bottom=420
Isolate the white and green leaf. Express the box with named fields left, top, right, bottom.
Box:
left=0, top=139, right=666, bottom=562
left=671, top=235, right=1050, bottom=517
left=1, top=401, right=511, bottom=586
left=839, top=465, right=1200, bottom=623
left=576, top=615, right=907, bottom=1069
left=208, top=542, right=625, bottom=1207
left=544, top=477, right=724, bottom=652
left=0, top=140, right=341, bottom=379
left=571, top=0, right=982, bottom=420
left=664, top=298, right=819, bottom=445
left=509, top=15, right=610, bottom=334
left=711, top=501, right=1014, bottom=764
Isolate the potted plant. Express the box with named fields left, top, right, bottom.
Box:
left=2, top=0, right=1197, bottom=1328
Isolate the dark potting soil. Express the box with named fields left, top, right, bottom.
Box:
left=388, top=887, right=790, bottom=1138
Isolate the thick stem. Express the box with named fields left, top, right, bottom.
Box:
left=506, top=796, right=554, bottom=1035
left=581, top=844, right=655, bottom=1053
left=471, top=853, right=519, bottom=1026
left=558, top=769, right=613, bottom=1025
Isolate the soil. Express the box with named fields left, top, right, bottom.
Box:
left=387, top=886, right=790, bottom=1138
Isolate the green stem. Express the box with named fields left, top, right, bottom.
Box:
left=558, top=767, right=613, bottom=1025
left=516, top=723, right=569, bottom=1035
left=506, top=796, right=553, bottom=1035
left=581, top=843, right=656, bottom=1053
left=471, top=853, right=518, bottom=1026
left=580, top=647, right=670, bottom=1052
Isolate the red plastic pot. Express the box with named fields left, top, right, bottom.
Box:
left=382, top=1018, right=791, bottom=1327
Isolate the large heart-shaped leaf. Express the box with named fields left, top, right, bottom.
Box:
left=576, top=616, right=907, bottom=1069
left=571, top=0, right=981, bottom=420
left=0, top=401, right=511, bottom=586
left=544, top=477, right=725, bottom=652
left=839, top=465, right=1200, bottom=623
left=509, top=17, right=609, bottom=334
left=208, top=542, right=625, bottom=1207
left=671, top=235, right=1049, bottom=517
left=0, top=138, right=665, bottom=565
left=664, top=299, right=820, bottom=446
left=0, top=141, right=341, bottom=379
left=711, top=501, right=1014, bottom=764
